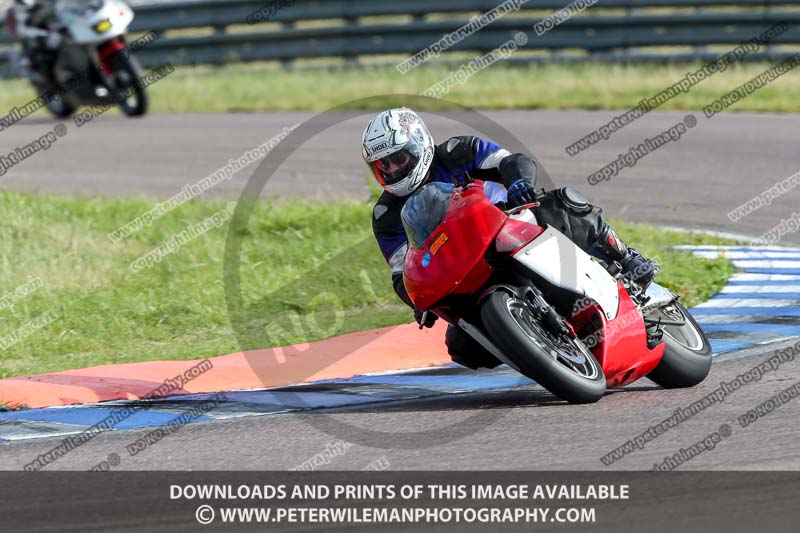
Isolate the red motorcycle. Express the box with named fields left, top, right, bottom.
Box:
left=402, top=181, right=712, bottom=403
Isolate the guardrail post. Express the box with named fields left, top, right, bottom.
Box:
left=343, top=16, right=359, bottom=68
left=622, top=1, right=646, bottom=62
left=279, top=20, right=295, bottom=70
left=766, top=0, right=778, bottom=60
left=694, top=3, right=712, bottom=60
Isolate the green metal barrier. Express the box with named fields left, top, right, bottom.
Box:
left=1, top=0, right=799, bottom=77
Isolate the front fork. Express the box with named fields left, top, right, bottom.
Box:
left=479, top=283, right=573, bottom=339
left=458, top=282, right=578, bottom=373
left=630, top=281, right=680, bottom=349
left=97, top=37, right=126, bottom=76
left=90, top=38, right=130, bottom=102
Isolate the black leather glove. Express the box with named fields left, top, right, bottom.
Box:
left=414, top=309, right=438, bottom=328
left=506, top=179, right=537, bottom=209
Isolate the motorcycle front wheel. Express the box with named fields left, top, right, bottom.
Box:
left=480, top=290, right=606, bottom=404
left=108, top=51, right=148, bottom=117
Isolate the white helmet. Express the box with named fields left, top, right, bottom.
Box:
left=362, top=108, right=434, bottom=197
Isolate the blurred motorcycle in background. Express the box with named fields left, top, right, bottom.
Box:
left=4, top=0, right=147, bottom=118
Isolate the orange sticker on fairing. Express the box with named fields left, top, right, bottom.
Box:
left=430, top=232, right=449, bottom=255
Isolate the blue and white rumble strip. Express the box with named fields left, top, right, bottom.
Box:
left=674, top=245, right=800, bottom=354
left=2, top=245, right=798, bottom=443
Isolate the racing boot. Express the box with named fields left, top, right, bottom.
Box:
left=592, top=225, right=659, bottom=288
left=445, top=325, right=502, bottom=370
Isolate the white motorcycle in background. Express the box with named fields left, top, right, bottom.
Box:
left=5, top=0, right=147, bottom=117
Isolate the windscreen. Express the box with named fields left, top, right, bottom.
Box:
left=400, top=182, right=454, bottom=249
left=56, top=0, right=100, bottom=16
left=57, top=0, right=97, bottom=8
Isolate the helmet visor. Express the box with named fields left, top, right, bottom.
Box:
left=369, top=138, right=424, bottom=187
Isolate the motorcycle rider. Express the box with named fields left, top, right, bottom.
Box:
left=9, top=0, right=62, bottom=83
left=363, top=108, right=659, bottom=369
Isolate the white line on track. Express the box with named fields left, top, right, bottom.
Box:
left=695, top=298, right=800, bottom=308
left=721, top=285, right=800, bottom=293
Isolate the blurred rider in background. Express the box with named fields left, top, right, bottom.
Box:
left=362, top=107, right=659, bottom=369
left=8, top=0, right=62, bottom=83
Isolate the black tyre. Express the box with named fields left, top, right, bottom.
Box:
left=44, top=94, right=76, bottom=118
left=480, top=290, right=606, bottom=404
left=646, top=302, right=712, bottom=388
left=108, top=51, right=148, bottom=117
left=33, top=75, right=75, bottom=118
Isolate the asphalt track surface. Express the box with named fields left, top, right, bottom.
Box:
left=1, top=340, right=799, bottom=471
left=0, top=110, right=799, bottom=474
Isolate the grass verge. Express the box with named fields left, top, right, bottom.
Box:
left=0, top=189, right=734, bottom=378
left=1, top=62, right=799, bottom=114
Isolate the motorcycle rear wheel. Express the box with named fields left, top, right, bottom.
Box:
left=44, top=93, right=76, bottom=118
left=34, top=78, right=76, bottom=118
left=480, top=290, right=606, bottom=404
left=645, top=302, right=712, bottom=388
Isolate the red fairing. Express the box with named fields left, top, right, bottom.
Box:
left=404, top=183, right=507, bottom=311
left=98, top=38, right=127, bottom=74
left=572, top=282, right=664, bottom=387
left=403, top=180, right=664, bottom=391
left=5, top=7, right=18, bottom=39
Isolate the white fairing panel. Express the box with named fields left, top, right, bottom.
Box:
left=512, top=227, right=620, bottom=319
left=58, top=0, right=134, bottom=44
left=509, top=208, right=537, bottom=224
